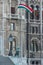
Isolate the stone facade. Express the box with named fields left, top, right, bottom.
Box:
left=0, top=0, right=26, bottom=57
left=0, top=0, right=43, bottom=65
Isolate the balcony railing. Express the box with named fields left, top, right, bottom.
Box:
left=3, top=13, right=25, bottom=20
left=11, top=14, right=25, bottom=20
left=11, top=14, right=19, bottom=19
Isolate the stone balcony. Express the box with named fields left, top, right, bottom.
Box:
left=3, top=13, right=25, bottom=20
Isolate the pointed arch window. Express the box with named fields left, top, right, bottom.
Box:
left=32, top=26, right=38, bottom=34
left=30, top=5, right=34, bottom=19
left=35, top=5, right=40, bottom=20
left=32, top=40, right=38, bottom=52
left=30, top=39, right=40, bottom=52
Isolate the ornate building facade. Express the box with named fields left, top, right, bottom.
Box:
left=28, top=0, right=43, bottom=65
left=0, top=0, right=43, bottom=65
left=0, top=0, right=26, bottom=57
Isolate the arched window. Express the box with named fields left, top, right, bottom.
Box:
left=8, top=35, right=16, bottom=56
left=31, top=26, right=38, bottom=34
left=30, top=5, right=34, bottom=19
left=35, top=5, right=40, bottom=20
left=30, top=60, right=41, bottom=65
left=30, top=38, right=40, bottom=52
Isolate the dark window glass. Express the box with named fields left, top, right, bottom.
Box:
left=35, top=5, right=40, bottom=20
left=36, top=61, right=38, bottom=64
left=31, top=40, right=39, bottom=52
left=32, top=40, right=34, bottom=51
left=32, top=27, right=34, bottom=33
left=13, top=23, right=15, bottom=30
left=32, top=27, right=38, bottom=33
left=42, top=11, right=43, bottom=20
left=11, top=7, right=15, bottom=14
left=30, top=5, right=34, bottom=19
left=32, top=61, right=34, bottom=64
left=36, top=5, right=39, bottom=10
left=31, top=60, right=41, bottom=65
left=36, top=27, right=38, bottom=33
left=35, top=41, right=38, bottom=51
